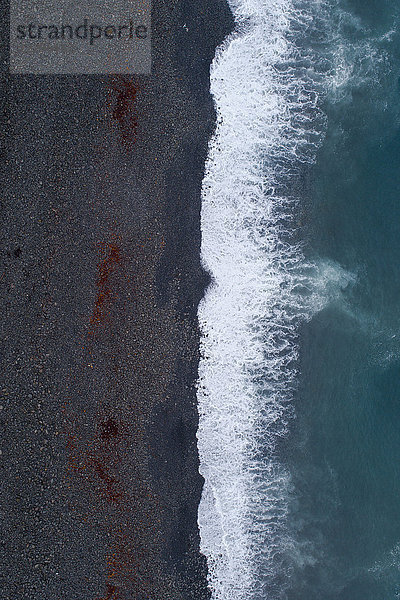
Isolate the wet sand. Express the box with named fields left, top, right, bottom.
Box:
left=1, top=0, right=234, bottom=598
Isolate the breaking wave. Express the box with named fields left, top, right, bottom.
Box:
left=196, top=0, right=367, bottom=598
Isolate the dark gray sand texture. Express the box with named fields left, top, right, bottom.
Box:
left=1, top=0, right=234, bottom=598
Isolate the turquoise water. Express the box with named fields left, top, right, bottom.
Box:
left=197, top=0, right=400, bottom=597
left=285, top=1, right=400, bottom=598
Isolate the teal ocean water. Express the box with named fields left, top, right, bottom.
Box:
left=197, top=0, right=400, bottom=597
left=286, top=1, right=400, bottom=598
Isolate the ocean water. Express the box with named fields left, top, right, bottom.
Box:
left=197, top=0, right=400, bottom=599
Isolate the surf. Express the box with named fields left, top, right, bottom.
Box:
left=196, top=0, right=332, bottom=598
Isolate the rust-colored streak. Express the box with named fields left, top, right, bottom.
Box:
left=63, top=225, right=172, bottom=598
left=90, top=456, right=124, bottom=506
left=64, top=400, right=163, bottom=597
left=104, top=524, right=156, bottom=598
left=64, top=413, right=126, bottom=506
left=109, top=77, right=140, bottom=149
left=96, top=582, right=119, bottom=600
left=100, top=417, right=119, bottom=442
left=89, top=238, right=122, bottom=333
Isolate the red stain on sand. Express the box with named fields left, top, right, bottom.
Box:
left=100, top=417, right=119, bottom=441
left=89, top=238, right=122, bottom=333
left=64, top=411, right=127, bottom=506
left=96, top=583, right=119, bottom=600
left=64, top=216, right=165, bottom=595
left=109, top=77, right=140, bottom=149
left=64, top=401, right=160, bottom=598
left=104, top=524, right=156, bottom=598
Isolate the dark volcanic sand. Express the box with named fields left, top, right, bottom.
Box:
left=0, top=1, right=234, bottom=599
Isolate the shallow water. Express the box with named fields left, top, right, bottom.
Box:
left=286, top=2, right=400, bottom=597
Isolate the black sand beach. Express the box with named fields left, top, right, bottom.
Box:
left=1, top=0, right=234, bottom=598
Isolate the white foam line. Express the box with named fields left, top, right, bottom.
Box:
left=196, top=1, right=328, bottom=598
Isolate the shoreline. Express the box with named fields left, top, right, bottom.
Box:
left=1, top=0, right=234, bottom=598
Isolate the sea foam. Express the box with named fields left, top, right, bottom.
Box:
left=196, top=1, right=330, bottom=599
left=197, top=0, right=397, bottom=597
